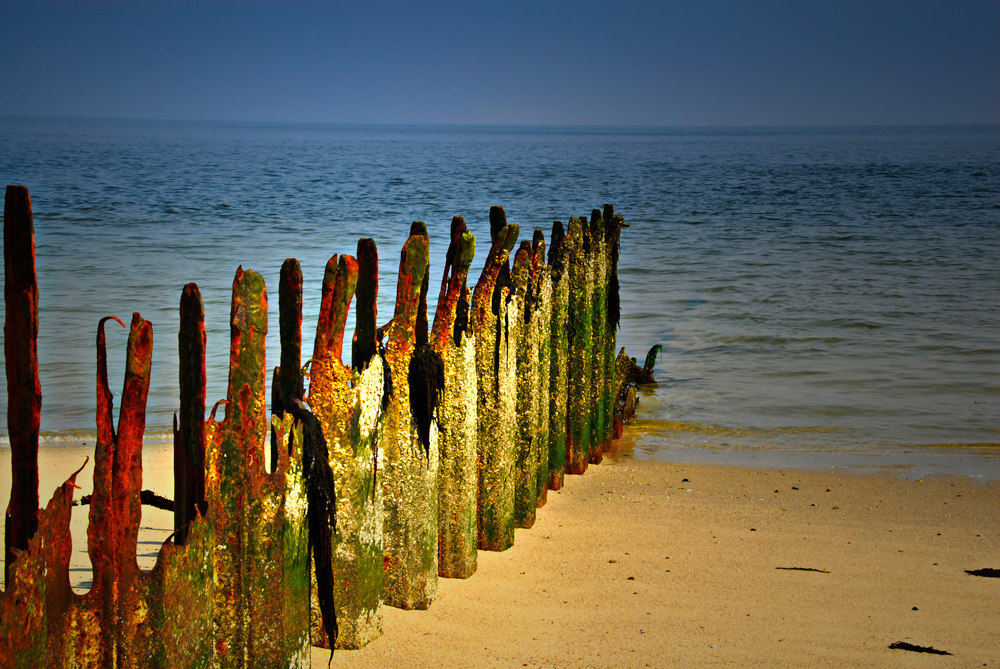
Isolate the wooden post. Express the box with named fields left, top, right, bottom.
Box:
left=431, top=217, right=478, bottom=578
left=588, top=210, right=608, bottom=465
left=470, top=207, right=519, bottom=551
left=546, top=221, right=569, bottom=491
left=306, top=251, right=387, bottom=648
left=205, top=267, right=310, bottom=668
left=4, top=185, right=40, bottom=587
left=512, top=242, right=539, bottom=528
left=380, top=227, right=439, bottom=609
left=531, top=231, right=553, bottom=508
left=175, top=283, right=207, bottom=544
left=565, top=217, right=592, bottom=475
left=601, top=206, right=627, bottom=450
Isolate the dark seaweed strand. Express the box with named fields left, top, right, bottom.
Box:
left=888, top=641, right=951, bottom=655
left=410, top=221, right=430, bottom=348
left=352, top=238, right=379, bottom=372
left=548, top=221, right=565, bottom=274
left=74, top=490, right=175, bottom=511
left=448, top=217, right=471, bottom=348
left=491, top=260, right=512, bottom=381
left=453, top=284, right=470, bottom=348
left=408, top=345, right=445, bottom=461
left=607, top=206, right=623, bottom=331
left=291, top=402, right=339, bottom=658
left=489, top=205, right=507, bottom=244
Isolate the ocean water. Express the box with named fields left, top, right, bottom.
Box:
left=1, top=117, right=998, bottom=477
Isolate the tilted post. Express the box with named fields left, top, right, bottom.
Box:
left=469, top=208, right=519, bottom=551
left=431, top=217, right=479, bottom=578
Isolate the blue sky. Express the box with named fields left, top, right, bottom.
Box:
left=1, top=0, right=997, bottom=125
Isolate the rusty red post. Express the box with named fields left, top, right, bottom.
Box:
left=4, top=185, right=40, bottom=587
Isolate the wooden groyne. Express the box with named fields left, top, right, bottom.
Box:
left=1, top=184, right=637, bottom=665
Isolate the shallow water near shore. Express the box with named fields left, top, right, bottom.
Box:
left=1, top=117, right=998, bottom=476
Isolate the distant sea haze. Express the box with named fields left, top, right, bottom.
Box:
left=1, top=118, right=998, bottom=477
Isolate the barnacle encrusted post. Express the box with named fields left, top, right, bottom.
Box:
left=175, top=283, right=207, bottom=544
left=512, top=241, right=539, bottom=528
left=531, top=231, right=553, bottom=508
left=306, top=251, right=387, bottom=648
left=587, top=210, right=608, bottom=465
left=565, top=217, right=593, bottom=475
left=470, top=208, right=519, bottom=551
left=205, top=267, right=310, bottom=668
left=4, top=185, right=40, bottom=587
left=601, top=206, right=627, bottom=449
left=380, top=225, right=439, bottom=610
left=431, top=217, right=479, bottom=578
left=546, top=221, right=569, bottom=491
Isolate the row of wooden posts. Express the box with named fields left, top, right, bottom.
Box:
left=1, top=185, right=629, bottom=667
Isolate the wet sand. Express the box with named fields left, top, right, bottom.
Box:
left=4, top=444, right=998, bottom=666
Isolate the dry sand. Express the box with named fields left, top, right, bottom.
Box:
left=4, top=443, right=998, bottom=666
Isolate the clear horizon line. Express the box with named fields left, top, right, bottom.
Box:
left=2, top=112, right=998, bottom=131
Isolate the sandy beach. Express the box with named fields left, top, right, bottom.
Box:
left=3, top=443, right=998, bottom=667
left=319, top=455, right=999, bottom=668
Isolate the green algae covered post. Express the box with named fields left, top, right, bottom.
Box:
left=205, top=267, right=310, bottom=668
left=546, top=221, right=569, bottom=491
left=381, top=225, right=439, bottom=610
left=602, top=205, right=627, bottom=449
left=470, top=207, right=519, bottom=551
left=565, top=217, right=593, bottom=475
left=511, top=241, right=539, bottom=528
left=587, top=210, right=608, bottom=465
left=305, top=249, right=388, bottom=648
left=431, top=217, right=479, bottom=578
left=531, top=231, right=553, bottom=508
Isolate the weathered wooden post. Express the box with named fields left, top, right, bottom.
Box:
left=380, top=224, right=439, bottom=610
left=175, top=283, right=207, bottom=544
left=565, top=217, right=593, bottom=474
left=305, top=248, right=386, bottom=648
left=546, top=221, right=569, bottom=491
left=89, top=313, right=154, bottom=666
left=431, top=217, right=478, bottom=578
left=531, top=232, right=553, bottom=508
left=512, top=241, right=539, bottom=528
left=470, top=208, right=519, bottom=551
left=205, top=267, right=310, bottom=668
left=588, top=210, right=608, bottom=465
left=601, top=206, right=627, bottom=449
left=4, top=185, right=40, bottom=588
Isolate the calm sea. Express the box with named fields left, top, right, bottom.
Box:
left=1, top=117, right=998, bottom=477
